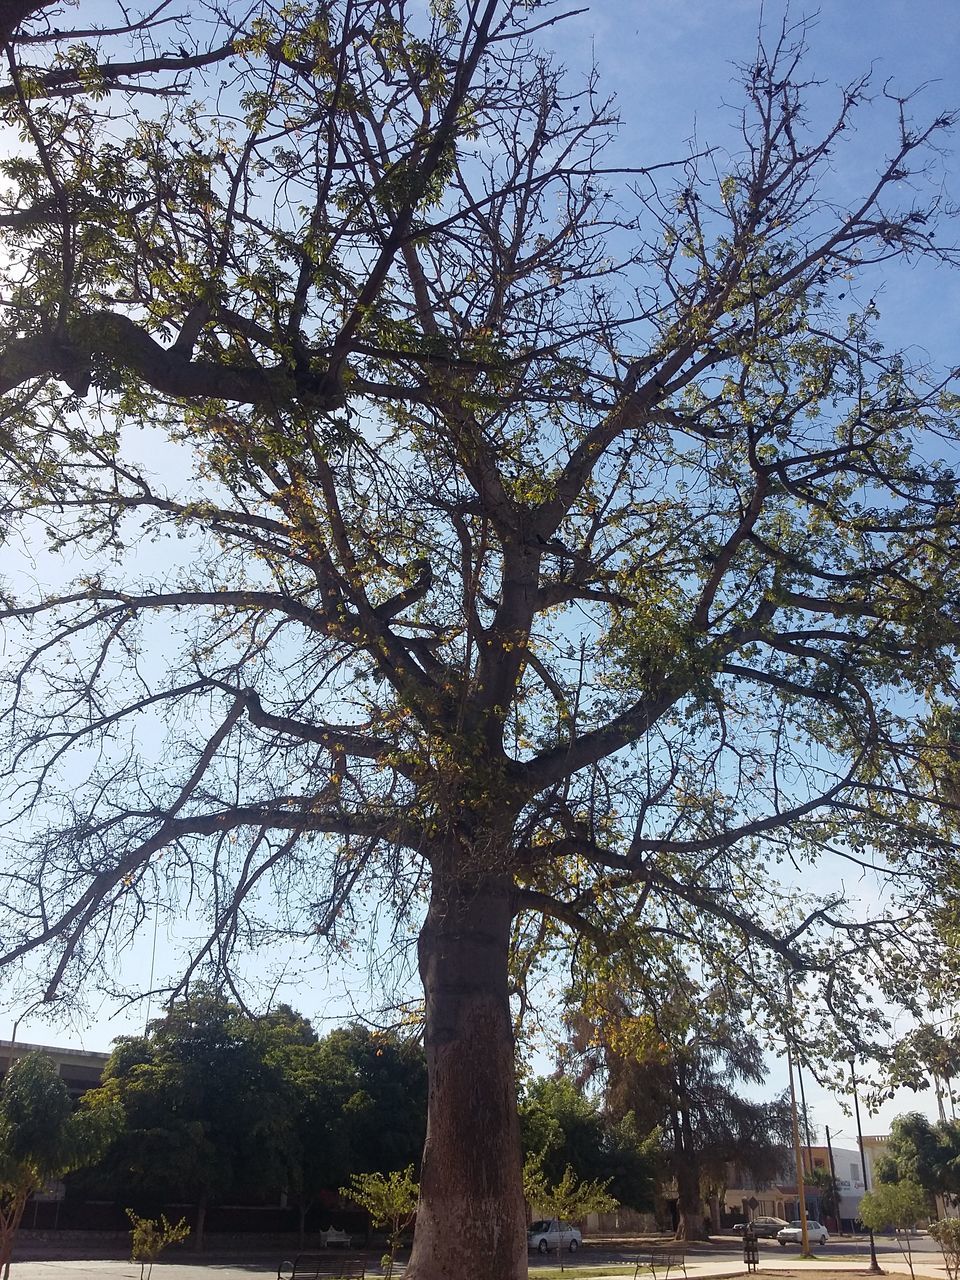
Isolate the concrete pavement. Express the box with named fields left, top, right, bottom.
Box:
left=5, top=1262, right=952, bottom=1280
left=6, top=1240, right=951, bottom=1280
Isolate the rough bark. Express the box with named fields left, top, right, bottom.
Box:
left=674, top=1119, right=708, bottom=1244
left=195, top=1197, right=206, bottom=1253
left=708, top=1194, right=722, bottom=1234
left=407, top=866, right=527, bottom=1280
left=675, top=1161, right=708, bottom=1241
left=0, top=1, right=54, bottom=45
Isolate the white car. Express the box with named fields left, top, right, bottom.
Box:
left=528, top=1218, right=582, bottom=1254
left=778, top=1220, right=829, bottom=1247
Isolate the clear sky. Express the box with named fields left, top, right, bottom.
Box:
left=5, top=0, right=960, bottom=1148
left=538, top=0, right=960, bottom=1146
left=548, top=0, right=960, bottom=364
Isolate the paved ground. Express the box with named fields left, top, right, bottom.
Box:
left=4, top=1264, right=948, bottom=1280
left=5, top=1234, right=947, bottom=1280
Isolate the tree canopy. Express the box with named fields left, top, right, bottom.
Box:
left=86, top=990, right=298, bottom=1248
left=1, top=2, right=960, bottom=1276
left=519, top=1074, right=655, bottom=1211
left=565, top=961, right=793, bottom=1238
left=83, top=992, right=427, bottom=1246
left=0, top=1051, right=119, bottom=1271
left=875, top=1112, right=960, bottom=1202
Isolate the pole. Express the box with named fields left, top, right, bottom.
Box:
left=935, top=1073, right=948, bottom=1123
left=825, top=1125, right=843, bottom=1236
left=850, top=1060, right=881, bottom=1274
left=786, top=1037, right=811, bottom=1256
left=797, top=1058, right=815, bottom=1171
left=8, top=997, right=43, bottom=1054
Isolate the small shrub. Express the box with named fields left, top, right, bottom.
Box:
left=929, top=1217, right=960, bottom=1280
left=125, top=1209, right=191, bottom=1280
left=341, top=1167, right=418, bottom=1280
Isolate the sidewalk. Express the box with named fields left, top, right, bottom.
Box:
left=6, top=1257, right=952, bottom=1280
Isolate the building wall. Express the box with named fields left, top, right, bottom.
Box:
left=723, top=1145, right=866, bottom=1224
left=859, top=1135, right=890, bottom=1191
left=0, top=1039, right=109, bottom=1099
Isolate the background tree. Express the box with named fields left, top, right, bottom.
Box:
left=567, top=961, right=793, bottom=1240
left=316, top=1026, right=428, bottom=1179
left=874, top=1112, right=960, bottom=1210
left=519, top=1075, right=655, bottom=1211
left=86, top=990, right=297, bottom=1249
left=0, top=1051, right=119, bottom=1274
left=806, top=1167, right=841, bottom=1230
left=274, top=1035, right=351, bottom=1249
left=1, top=3, right=960, bottom=1277
left=278, top=1023, right=427, bottom=1244
left=81, top=997, right=427, bottom=1247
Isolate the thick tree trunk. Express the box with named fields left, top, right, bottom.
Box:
left=673, top=1098, right=707, bottom=1242
left=675, top=1162, right=707, bottom=1241
left=195, top=1197, right=206, bottom=1253
left=708, top=1193, right=721, bottom=1234
left=406, top=868, right=527, bottom=1280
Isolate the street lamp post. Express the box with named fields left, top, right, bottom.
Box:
left=6, top=996, right=45, bottom=1064
left=850, top=1059, right=881, bottom=1275
left=824, top=1125, right=844, bottom=1237
left=786, top=1036, right=811, bottom=1256
left=783, top=976, right=812, bottom=1255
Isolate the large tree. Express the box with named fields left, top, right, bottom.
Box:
left=1, top=4, right=960, bottom=1277
left=565, top=960, right=794, bottom=1239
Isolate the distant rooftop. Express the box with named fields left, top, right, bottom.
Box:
left=0, top=1039, right=109, bottom=1097
left=0, top=1039, right=109, bottom=1064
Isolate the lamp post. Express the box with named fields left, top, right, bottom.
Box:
left=824, top=1126, right=844, bottom=1236
left=786, top=1035, right=811, bottom=1256
left=850, top=1059, right=881, bottom=1274
left=6, top=996, right=45, bottom=1066
left=783, top=975, right=811, bottom=1256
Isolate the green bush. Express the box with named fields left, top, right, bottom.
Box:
left=126, top=1209, right=191, bottom=1280
left=929, top=1217, right=960, bottom=1280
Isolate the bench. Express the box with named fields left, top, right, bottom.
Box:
left=634, top=1247, right=687, bottom=1280
left=320, top=1227, right=352, bottom=1247
left=277, top=1255, right=364, bottom=1280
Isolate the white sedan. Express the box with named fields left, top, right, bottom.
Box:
left=528, top=1219, right=582, bottom=1254
left=778, top=1220, right=829, bottom=1247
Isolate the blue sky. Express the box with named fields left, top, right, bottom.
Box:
left=533, top=0, right=960, bottom=1144
left=550, top=0, right=960, bottom=365
left=6, top=0, right=960, bottom=1147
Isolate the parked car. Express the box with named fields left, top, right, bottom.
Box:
left=528, top=1219, right=582, bottom=1254
left=778, top=1220, right=829, bottom=1247
left=745, top=1216, right=790, bottom=1237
